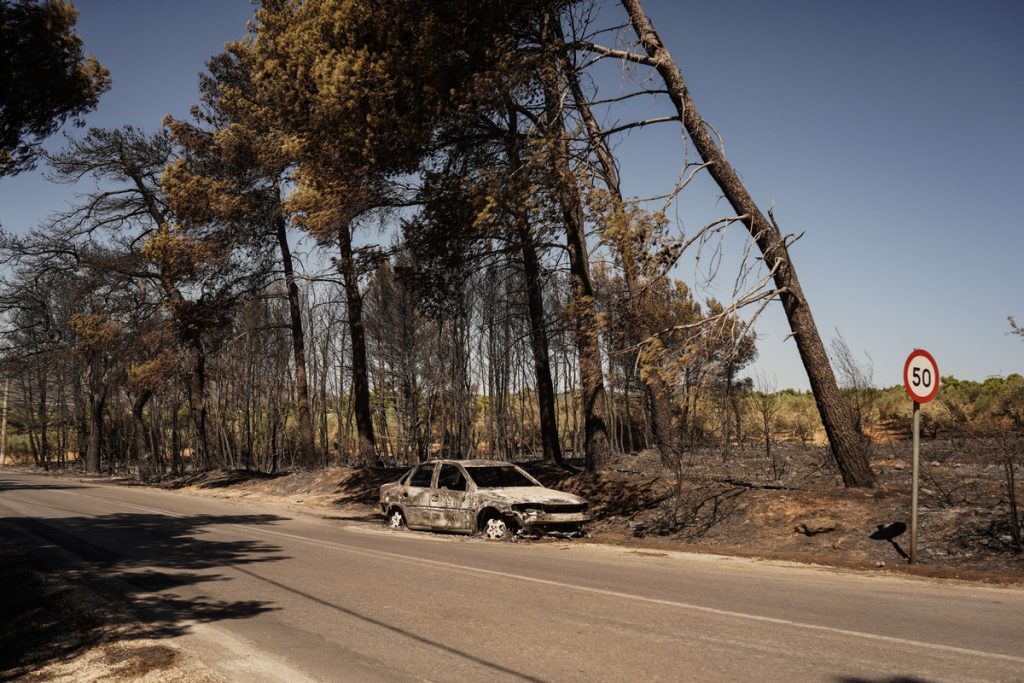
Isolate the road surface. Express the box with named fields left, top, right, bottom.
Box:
left=1, top=471, right=1022, bottom=682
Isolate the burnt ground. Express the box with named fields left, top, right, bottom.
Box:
left=1, top=435, right=1021, bottom=679
left=553, top=436, right=1024, bottom=583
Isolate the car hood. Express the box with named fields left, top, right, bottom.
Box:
left=476, top=487, right=586, bottom=505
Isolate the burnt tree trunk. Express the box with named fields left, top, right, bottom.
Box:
left=337, top=225, right=379, bottom=467
left=36, top=364, right=49, bottom=470
left=541, top=19, right=612, bottom=472
left=517, top=224, right=566, bottom=468
left=131, top=389, right=154, bottom=476
left=186, top=338, right=211, bottom=470
left=72, top=376, right=87, bottom=463
left=617, top=0, right=875, bottom=487
left=85, top=382, right=105, bottom=474
left=274, top=202, right=317, bottom=468
left=504, top=109, right=565, bottom=468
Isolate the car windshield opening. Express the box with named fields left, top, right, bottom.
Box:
left=466, top=466, right=538, bottom=488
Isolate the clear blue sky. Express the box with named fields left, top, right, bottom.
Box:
left=1, top=0, right=1021, bottom=390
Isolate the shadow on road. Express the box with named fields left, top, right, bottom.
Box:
left=0, top=507, right=287, bottom=677
left=0, top=478, right=88, bottom=492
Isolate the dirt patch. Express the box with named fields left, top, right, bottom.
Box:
left=103, top=643, right=179, bottom=678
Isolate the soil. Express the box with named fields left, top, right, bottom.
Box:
left=2, top=435, right=1021, bottom=678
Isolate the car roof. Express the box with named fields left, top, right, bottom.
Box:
left=417, top=458, right=517, bottom=467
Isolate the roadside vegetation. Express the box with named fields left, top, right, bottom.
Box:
left=3, top=373, right=1021, bottom=475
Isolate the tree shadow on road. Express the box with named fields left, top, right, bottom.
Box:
left=0, top=477, right=88, bottom=492
left=0, top=508, right=287, bottom=677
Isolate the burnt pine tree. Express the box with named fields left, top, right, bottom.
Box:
left=164, top=49, right=318, bottom=468
left=403, top=5, right=569, bottom=466
left=244, top=1, right=470, bottom=466
left=42, top=126, right=269, bottom=471
left=500, top=110, right=566, bottom=467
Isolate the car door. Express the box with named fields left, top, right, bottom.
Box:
left=403, top=462, right=436, bottom=528
left=431, top=463, right=473, bottom=531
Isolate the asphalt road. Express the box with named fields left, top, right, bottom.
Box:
left=1, top=471, right=1022, bottom=682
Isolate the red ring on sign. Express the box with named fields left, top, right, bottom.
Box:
left=903, top=349, right=939, bottom=403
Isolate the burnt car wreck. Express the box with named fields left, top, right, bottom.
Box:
left=379, top=459, right=590, bottom=540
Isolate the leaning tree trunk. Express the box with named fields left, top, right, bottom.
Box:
left=274, top=203, right=317, bottom=468
left=617, top=0, right=875, bottom=487
left=541, top=21, right=612, bottom=472
left=337, top=225, right=379, bottom=468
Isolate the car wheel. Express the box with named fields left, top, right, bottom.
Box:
left=387, top=508, right=406, bottom=530
left=482, top=515, right=516, bottom=541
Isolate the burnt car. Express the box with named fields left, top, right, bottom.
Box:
left=379, top=459, right=589, bottom=540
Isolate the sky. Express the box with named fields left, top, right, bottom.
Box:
left=1, top=0, right=1022, bottom=391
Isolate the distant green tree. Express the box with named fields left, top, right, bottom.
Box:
left=0, top=0, right=109, bottom=176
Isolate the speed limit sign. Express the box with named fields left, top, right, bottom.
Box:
left=903, top=349, right=939, bottom=403
left=904, top=348, right=939, bottom=565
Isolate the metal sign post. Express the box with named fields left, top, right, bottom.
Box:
left=910, top=400, right=920, bottom=563
left=903, top=349, right=939, bottom=565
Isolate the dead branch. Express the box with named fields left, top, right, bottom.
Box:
left=598, top=115, right=680, bottom=138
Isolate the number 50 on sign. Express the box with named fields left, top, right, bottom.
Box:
left=903, top=349, right=939, bottom=404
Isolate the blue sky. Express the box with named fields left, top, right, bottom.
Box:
left=1, top=0, right=1021, bottom=390
left=609, top=1, right=1024, bottom=389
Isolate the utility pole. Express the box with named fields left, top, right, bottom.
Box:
left=0, top=378, right=9, bottom=467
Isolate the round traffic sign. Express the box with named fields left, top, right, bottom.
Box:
left=903, top=349, right=939, bottom=403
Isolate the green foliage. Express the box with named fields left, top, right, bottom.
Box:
left=777, top=393, right=822, bottom=445
left=0, top=0, right=109, bottom=175
left=723, top=374, right=1024, bottom=444
left=858, top=375, right=1024, bottom=436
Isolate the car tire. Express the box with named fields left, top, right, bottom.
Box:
left=482, top=514, right=516, bottom=541
left=387, top=508, right=406, bottom=530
